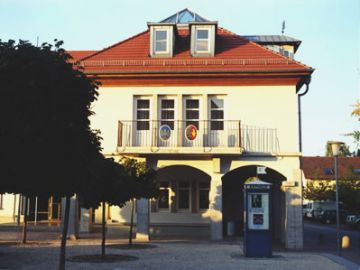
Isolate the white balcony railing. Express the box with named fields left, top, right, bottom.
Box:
left=117, top=120, right=279, bottom=154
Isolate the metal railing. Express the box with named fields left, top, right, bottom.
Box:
left=117, top=120, right=279, bottom=153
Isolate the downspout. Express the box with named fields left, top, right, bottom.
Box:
left=298, top=76, right=311, bottom=250
left=298, top=76, right=311, bottom=154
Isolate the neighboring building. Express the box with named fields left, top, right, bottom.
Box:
left=302, top=156, right=360, bottom=217
left=302, top=156, right=360, bottom=188
left=1, top=9, right=314, bottom=249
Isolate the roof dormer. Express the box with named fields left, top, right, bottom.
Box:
left=148, top=23, right=175, bottom=58
left=189, top=22, right=217, bottom=57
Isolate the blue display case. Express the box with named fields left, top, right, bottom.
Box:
left=243, top=178, right=272, bottom=257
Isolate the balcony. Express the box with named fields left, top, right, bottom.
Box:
left=117, top=120, right=279, bottom=155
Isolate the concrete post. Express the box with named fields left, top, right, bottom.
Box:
left=209, top=173, right=223, bottom=240
left=136, top=198, right=149, bottom=241
left=284, top=169, right=303, bottom=250
left=61, top=196, right=79, bottom=240
left=79, top=208, right=92, bottom=233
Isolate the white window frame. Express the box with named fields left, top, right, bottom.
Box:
left=184, top=97, right=201, bottom=129
left=134, top=97, right=151, bottom=131
left=154, top=29, right=169, bottom=54
left=159, top=97, right=176, bottom=130
left=209, top=96, right=224, bottom=131
left=195, top=28, right=211, bottom=53
left=150, top=26, right=173, bottom=57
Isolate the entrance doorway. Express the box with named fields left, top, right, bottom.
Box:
left=222, top=165, right=286, bottom=244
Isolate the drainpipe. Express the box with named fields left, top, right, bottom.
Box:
left=298, top=76, right=311, bottom=249
left=298, top=76, right=311, bottom=155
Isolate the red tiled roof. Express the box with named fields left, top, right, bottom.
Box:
left=67, top=50, right=97, bottom=62
left=302, top=157, right=360, bottom=180
left=73, top=27, right=313, bottom=75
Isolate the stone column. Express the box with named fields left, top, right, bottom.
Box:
left=79, top=208, right=92, bottom=233
left=136, top=198, right=149, bottom=241
left=209, top=173, right=223, bottom=240
left=61, top=196, right=79, bottom=240
left=284, top=169, right=303, bottom=250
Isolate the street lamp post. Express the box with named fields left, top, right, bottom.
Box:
left=329, top=141, right=344, bottom=256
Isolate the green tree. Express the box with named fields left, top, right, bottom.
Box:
left=325, top=141, right=351, bottom=157
left=0, top=39, right=102, bottom=270
left=120, top=157, right=158, bottom=246
left=345, top=101, right=360, bottom=156
left=79, top=157, right=132, bottom=258
left=330, top=180, right=360, bottom=212
left=303, top=181, right=334, bottom=201
left=79, top=157, right=158, bottom=257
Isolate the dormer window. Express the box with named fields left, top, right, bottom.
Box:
left=155, top=30, right=168, bottom=53
left=190, top=23, right=216, bottom=57
left=195, top=29, right=210, bottom=52
left=148, top=24, right=175, bottom=57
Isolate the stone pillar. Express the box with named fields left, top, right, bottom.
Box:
left=209, top=173, right=223, bottom=240
left=79, top=208, right=92, bottom=233
left=61, top=196, right=79, bottom=240
left=284, top=169, right=303, bottom=250
left=136, top=198, right=149, bottom=241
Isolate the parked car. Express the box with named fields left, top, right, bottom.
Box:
left=319, top=210, right=347, bottom=224
left=345, top=214, right=360, bottom=224
left=346, top=214, right=360, bottom=230
left=304, top=201, right=338, bottom=219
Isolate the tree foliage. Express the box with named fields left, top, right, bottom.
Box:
left=303, top=181, right=334, bottom=201
left=0, top=39, right=103, bottom=270
left=344, top=101, right=360, bottom=156
left=78, top=156, right=158, bottom=257
left=325, top=141, right=351, bottom=157
left=304, top=180, right=360, bottom=211
left=0, top=39, right=102, bottom=198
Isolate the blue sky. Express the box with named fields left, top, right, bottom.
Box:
left=1, top=0, right=359, bottom=156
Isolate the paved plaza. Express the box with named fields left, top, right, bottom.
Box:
left=0, top=228, right=357, bottom=270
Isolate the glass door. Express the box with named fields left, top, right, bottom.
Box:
left=208, top=97, right=225, bottom=147
left=134, top=98, right=151, bottom=146
left=158, top=97, right=176, bottom=147
left=183, top=97, right=202, bottom=147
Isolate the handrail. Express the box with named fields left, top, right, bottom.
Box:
left=117, top=120, right=278, bottom=153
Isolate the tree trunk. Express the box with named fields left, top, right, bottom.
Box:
left=59, top=196, right=70, bottom=270
left=101, top=201, right=106, bottom=259
left=129, top=199, right=134, bottom=246
left=22, top=196, right=28, bottom=244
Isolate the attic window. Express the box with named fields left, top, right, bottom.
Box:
left=324, top=168, right=334, bottom=175
left=155, top=30, right=168, bottom=53
left=190, top=23, right=216, bottom=57
left=149, top=25, right=174, bottom=57
left=195, top=29, right=210, bottom=52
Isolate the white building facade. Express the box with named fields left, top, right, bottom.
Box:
left=1, top=9, right=313, bottom=249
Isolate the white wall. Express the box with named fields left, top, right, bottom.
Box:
left=91, top=85, right=299, bottom=154
left=0, top=193, right=17, bottom=223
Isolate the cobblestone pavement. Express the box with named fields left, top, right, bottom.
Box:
left=0, top=226, right=356, bottom=270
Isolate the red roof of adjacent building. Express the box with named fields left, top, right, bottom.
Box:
left=302, top=157, right=360, bottom=180
left=67, top=27, right=313, bottom=76
left=68, top=50, right=97, bottom=62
